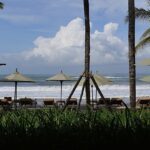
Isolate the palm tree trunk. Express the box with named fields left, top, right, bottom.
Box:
left=84, top=0, right=90, bottom=105
left=128, top=0, right=136, bottom=108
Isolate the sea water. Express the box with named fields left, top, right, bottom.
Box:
left=0, top=73, right=150, bottom=105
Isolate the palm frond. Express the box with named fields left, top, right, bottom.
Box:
left=0, top=2, right=4, bottom=9
left=140, top=28, right=150, bottom=39
left=135, top=8, right=150, bottom=20
left=125, top=7, right=150, bottom=22
left=136, top=36, right=150, bottom=52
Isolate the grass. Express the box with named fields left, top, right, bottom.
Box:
left=0, top=108, right=149, bottom=149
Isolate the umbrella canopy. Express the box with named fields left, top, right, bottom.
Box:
left=140, top=75, right=150, bottom=82
left=79, top=73, right=112, bottom=86
left=79, top=73, right=112, bottom=100
left=46, top=71, right=73, bottom=100
left=0, top=69, right=34, bottom=100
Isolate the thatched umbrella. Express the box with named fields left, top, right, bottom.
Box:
left=140, top=75, right=150, bottom=82
left=46, top=71, right=73, bottom=100
left=79, top=73, right=112, bottom=100
left=0, top=69, right=34, bottom=100
left=138, top=58, right=150, bottom=66
left=79, top=73, right=112, bottom=86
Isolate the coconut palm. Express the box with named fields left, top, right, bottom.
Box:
left=135, top=0, right=150, bottom=50
left=0, top=2, right=4, bottom=9
left=84, top=0, right=91, bottom=105
left=128, top=0, right=136, bottom=108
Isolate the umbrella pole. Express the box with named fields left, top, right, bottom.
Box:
left=14, top=81, right=17, bottom=109
left=14, top=81, right=17, bottom=100
left=91, top=75, right=105, bottom=100
left=78, top=80, right=86, bottom=110
left=95, top=90, right=97, bottom=100
left=91, top=85, right=93, bottom=101
left=60, top=81, right=63, bottom=101
left=63, top=72, right=84, bottom=111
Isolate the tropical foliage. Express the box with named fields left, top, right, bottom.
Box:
left=0, top=108, right=149, bottom=148
left=135, top=0, right=150, bottom=50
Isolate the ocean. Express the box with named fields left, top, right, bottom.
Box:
left=0, top=73, right=150, bottom=105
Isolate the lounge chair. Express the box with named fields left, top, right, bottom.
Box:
left=43, top=98, right=55, bottom=108
left=110, top=97, right=125, bottom=109
left=4, top=97, right=13, bottom=105
left=96, top=98, right=111, bottom=109
left=4, top=97, right=12, bottom=102
left=0, top=98, right=13, bottom=110
left=66, top=98, right=78, bottom=110
left=136, top=96, right=150, bottom=108
left=55, top=100, right=65, bottom=108
left=19, top=97, right=37, bottom=108
left=98, top=98, right=111, bottom=105
left=90, top=100, right=98, bottom=110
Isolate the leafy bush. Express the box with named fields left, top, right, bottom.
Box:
left=0, top=108, right=149, bottom=149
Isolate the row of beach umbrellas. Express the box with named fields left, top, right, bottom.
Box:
left=1, top=61, right=150, bottom=101
left=0, top=69, right=112, bottom=101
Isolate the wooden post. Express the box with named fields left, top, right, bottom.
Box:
left=63, top=72, right=84, bottom=110
left=91, top=75, right=105, bottom=100
left=78, top=80, right=86, bottom=110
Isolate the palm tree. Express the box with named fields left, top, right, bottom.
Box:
left=128, top=0, right=136, bottom=108
left=0, top=2, right=4, bottom=9
left=135, top=0, right=150, bottom=50
left=84, top=0, right=90, bottom=105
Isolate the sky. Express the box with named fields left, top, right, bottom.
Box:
left=0, top=0, right=149, bottom=75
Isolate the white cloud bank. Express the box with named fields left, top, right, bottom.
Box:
left=26, top=17, right=128, bottom=66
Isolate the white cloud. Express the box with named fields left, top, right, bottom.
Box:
left=26, top=17, right=128, bottom=67
left=104, top=23, right=118, bottom=35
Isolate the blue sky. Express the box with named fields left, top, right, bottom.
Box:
left=0, top=0, right=149, bottom=75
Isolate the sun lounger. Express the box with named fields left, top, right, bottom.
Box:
left=98, top=98, right=111, bottom=105
left=0, top=97, right=14, bottom=110
left=4, top=97, right=12, bottom=102
left=97, top=97, right=110, bottom=108
left=19, top=97, right=37, bottom=108
left=55, top=100, right=65, bottom=108
left=109, top=97, right=127, bottom=109
left=110, top=98, right=123, bottom=106
left=66, top=98, right=78, bottom=110
left=43, top=98, right=55, bottom=108
left=88, top=100, right=98, bottom=110
left=136, top=97, right=150, bottom=108
left=96, top=97, right=125, bottom=109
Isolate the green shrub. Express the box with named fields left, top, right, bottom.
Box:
left=0, top=108, right=149, bottom=148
